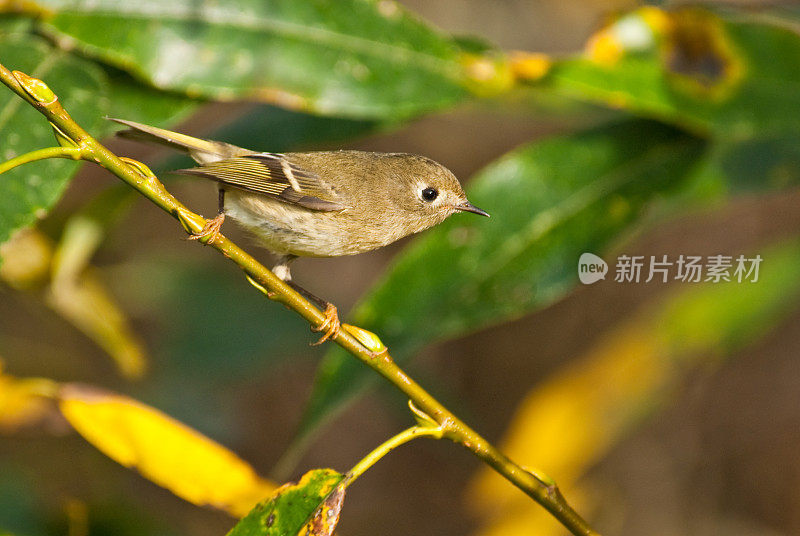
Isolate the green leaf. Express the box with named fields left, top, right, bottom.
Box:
left=546, top=8, right=800, bottom=140
left=104, top=68, right=198, bottom=127
left=36, top=0, right=472, bottom=120
left=713, top=134, right=800, bottom=192
left=657, top=132, right=800, bottom=207
left=299, top=120, right=706, bottom=437
left=0, top=27, right=198, bottom=251
left=0, top=15, right=37, bottom=36
left=228, top=469, right=345, bottom=536
left=211, top=104, right=376, bottom=154
left=0, top=34, right=108, bottom=248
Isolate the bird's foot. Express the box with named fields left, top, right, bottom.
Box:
left=189, top=213, right=225, bottom=244
left=311, top=303, right=340, bottom=346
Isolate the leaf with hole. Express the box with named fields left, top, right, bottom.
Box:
left=545, top=7, right=800, bottom=139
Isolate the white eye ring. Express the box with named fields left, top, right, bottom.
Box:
left=420, top=187, right=438, bottom=202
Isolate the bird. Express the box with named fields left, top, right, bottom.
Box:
left=110, top=118, right=489, bottom=343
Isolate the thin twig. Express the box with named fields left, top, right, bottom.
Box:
left=0, top=146, right=82, bottom=174
left=0, top=63, right=599, bottom=536
left=343, top=425, right=444, bottom=488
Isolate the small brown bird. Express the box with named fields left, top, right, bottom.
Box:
left=111, top=118, right=489, bottom=342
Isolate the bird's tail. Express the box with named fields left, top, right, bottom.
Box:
left=107, top=117, right=251, bottom=164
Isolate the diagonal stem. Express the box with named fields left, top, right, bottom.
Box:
left=0, top=63, right=599, bottom=536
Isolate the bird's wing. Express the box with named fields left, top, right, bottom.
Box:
left=174, top=153, right=347, bottom=212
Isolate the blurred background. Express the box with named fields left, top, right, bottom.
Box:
left=2, top=1, right=800, bottom=535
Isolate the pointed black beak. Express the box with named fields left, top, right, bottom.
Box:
left=455, top=202, right=490, bottom=217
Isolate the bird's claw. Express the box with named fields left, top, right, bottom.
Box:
left=311, top=303, right=340, bottom=345
left=189, top=213, right=225, bottom=244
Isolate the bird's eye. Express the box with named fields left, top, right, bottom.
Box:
left=421, top=187, right=438, bottom=202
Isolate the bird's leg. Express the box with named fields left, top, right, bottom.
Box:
left=190, top=188, right=226, bottom=244
left=272, top=255, right=340, bottom=345
left=303, top=291, right=341, bottom=345
left=271, top=254, right=296, bottom=283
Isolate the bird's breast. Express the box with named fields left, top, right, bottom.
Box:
left=224, top=190, right=386, bottom=257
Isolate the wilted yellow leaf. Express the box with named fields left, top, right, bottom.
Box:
left=48, top=271, right=147, bottom=379
left=470, top=322, right=667, bottom=513
left=0, top=360, right=58, bottom=432
left=49, top=216, right=147, bottom=379
left=0, top=223, right=147, bottom=379
left=58, top=384, right=275, bottom=516
left=0, top=228, right=53, bottom=290
left=468, top=321, right=672, bottom=536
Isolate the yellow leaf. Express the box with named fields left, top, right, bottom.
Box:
left=0, top=228, right=53, bottom=290
left=467, top=321, right=672, bottom=536
left=49, top=216, right=147, bottom=379
left=48, top=271, right=148, bottom=379
left=0, top=225, right=147, bottom=379
left=510, top=51, right=552, bottom=82
left=470, top=322, right=667, bottom=511
left=0, top=360, right=59, bottom=432
left=58, top=384, right=275, bottom=516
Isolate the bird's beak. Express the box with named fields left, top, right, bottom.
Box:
left=454, top=201, right=490, bottom=217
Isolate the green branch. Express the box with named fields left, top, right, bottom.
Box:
left=0, top=63, right=599, bottom=536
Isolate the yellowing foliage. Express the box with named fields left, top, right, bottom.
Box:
left=586, top=7, right=666, bottom=66
left=587, top=32, right=626, bottom=66
left=58, top=384, right=275, bottom=517
left=0, top=361, right=58, bottom=432
left=510, top=52, right=552, bottom=82
left=0, top=225, right=147, bottom=379
left=468, top=321, right=673, bottom=535
left=0, top=228, right=52, bottom=290
left=460, top=53, right=515, bottom=97
left=50, top=217, right=147, bottom=379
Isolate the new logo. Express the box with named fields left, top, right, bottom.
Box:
left=578, top=253, right=608, bottom=284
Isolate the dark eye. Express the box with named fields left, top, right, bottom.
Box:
left=421, top=187, right=438, bottom=202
